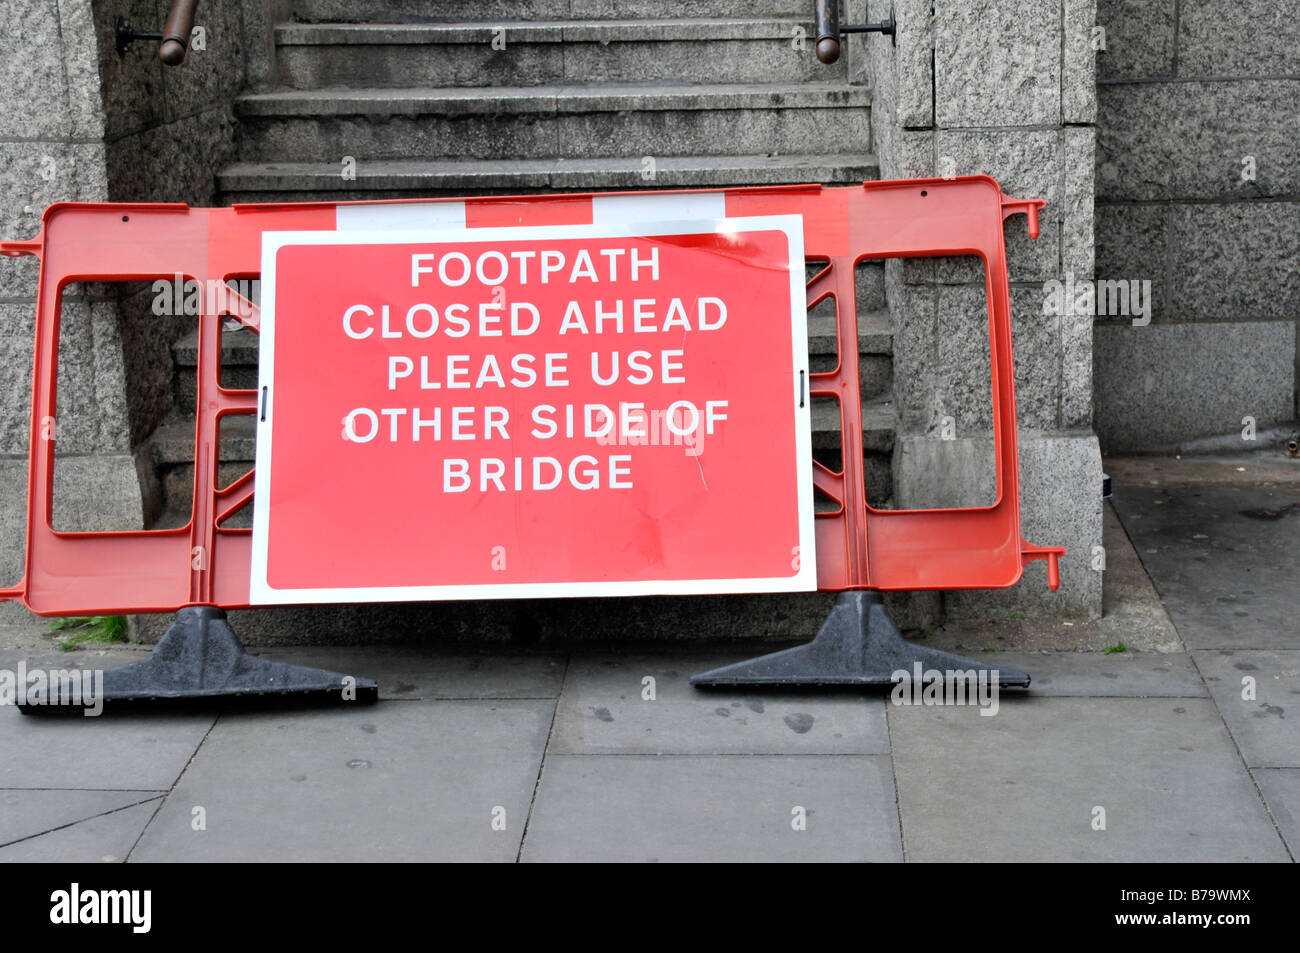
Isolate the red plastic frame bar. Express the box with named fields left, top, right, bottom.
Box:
left=0, top=176, right=1062, bottom=615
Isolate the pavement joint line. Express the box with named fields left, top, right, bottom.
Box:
left=533, top=752, right=898, bottom=758
left=374, top=695, right=563, bottom=701
left=884, top=702, right=907, bottom=861
left=1112, top=485, right=1295, bottom=861
left=1187, top=650, right=1297, bottom=862
left=1008, top=691, right=1211, bottom=699
left=124, top=713, right=221, bottom=863
left=1246, top=767, right=1298, bottom=862
left=0, top=794, right=164, bottom=851
left=515, top=653, right=569, bottom=863
left=1107, top=497, right=1191, bottom=654
left=0, top=787, right=169, bottom=793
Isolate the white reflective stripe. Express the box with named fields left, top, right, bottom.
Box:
left=591, top=192, right=726, bottom=225
left=336, top=201, right=467, bottom=231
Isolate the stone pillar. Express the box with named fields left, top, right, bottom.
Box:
left=0, top=1, right=144, bottom=621
left=869, top=0, right=1104, bottom=621
left=1, top=1, right=244, bottom=621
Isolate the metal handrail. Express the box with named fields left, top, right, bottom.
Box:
left=115, top=0, right=200, bottom=66
left=813, top=0, right=896, bottom=64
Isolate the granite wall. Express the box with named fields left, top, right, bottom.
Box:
left=1094, top=0, right=1298, bottom=450
left=0, top=1, right=244, bottom=619
left=869, top=0, right=1104, bottom=621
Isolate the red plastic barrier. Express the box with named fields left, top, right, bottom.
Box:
left=0, top=176, right=1062, bottom=615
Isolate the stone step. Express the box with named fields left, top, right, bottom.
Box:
left=291, top=1, right=810, bottom=23
left=236, top=82, right=872, bottom=162
left=152, top=427, right=896, bottom=522
left=219, top=152, right=879, bottom=200
left=807, top=308, right=892, bottom=399
left=147, top=412, right=257, bottom=529
left=150, top=412, right=258, bottom=468
left=171, top=303, right=894, bottom=402
left=173, top=310, right=893, bottom=366
left=170, top=280, right=896, bottom=408
left=151, top=390, right=894, bottom=471
left=808, top=308, right=892, bottom=356
left=171, top=328, right=260, bottom=413
left=173, top=328, right=260, bottom=368
left=814, top=395, right=896, bottom=455
left=276, top=19, right=839, bottom=88
left=148, top=408, right=895, bottom=526
left=148, top=388, right=895, bottom=522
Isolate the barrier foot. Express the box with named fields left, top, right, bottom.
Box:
left=690, top=590, right=1030, bottom=689
left=19, top=606, right=378, bottom=714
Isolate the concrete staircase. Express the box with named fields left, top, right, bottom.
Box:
left=218, top=15, right=877, bottom=202
left=148, top=0, right=896, bottom=533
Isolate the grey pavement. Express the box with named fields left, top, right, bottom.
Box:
left=0, top=456, right=1296, bottom=862
left=890, top=697, right=1287, bottom=862
left=1111, top=483, right=1300, bottom=650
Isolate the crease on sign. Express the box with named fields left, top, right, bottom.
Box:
left=712, top=226, right=789, bottom=274
left=680, top=322, right=709, bottom=491
left=691, top=442, right=709, bottom=490
left=631, top=501, right=667, bottom=571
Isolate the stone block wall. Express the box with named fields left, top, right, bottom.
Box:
left=99, top=0, right=245, bottom=455
left=869, top=0, right=1104, bottom=621
left=1094, top=0, right=1298, bottom=450
left=0, top=1, right=245, bottom=618
left=1, top=1, right=133, bottom=618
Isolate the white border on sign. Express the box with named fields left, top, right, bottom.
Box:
left=251, top=217, right=815, bottom=605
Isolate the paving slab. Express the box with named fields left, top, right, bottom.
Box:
left=917, top=503, right=1180, bottom=653
left=0, top=790, right=164, bottom=847
left=255, top=646, right=567, bottom=699
left=995, top=651, right=1207, bottom=697
left=0, top=707, right=214, bottom=791
left=1111, top=483, right=1300, bottom=650
left=890, top=697, right=1289, bottom=862
left=0, top=641, right=152, bottom=677
left=1193, top=650, right=1300, bottom=768
left=520, top=754, right=901, bottom=862
left=129, top=700, right=552, bottom=862
left=1251, top=768, right=1300, bottom=858
left=550, top=654, right=889, bottom=755
left=1105, top=453, right=1300, bottom=488
left=0, top=800, right=162, bottom=863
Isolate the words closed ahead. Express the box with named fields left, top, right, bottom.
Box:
left=252, top=219, right=815, bottom=603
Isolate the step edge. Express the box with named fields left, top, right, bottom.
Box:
left=236, top=83, right=873, bottom=117
left=275, top=18, right=816, bottom=45
left=217, top=156, right=881, bottom=191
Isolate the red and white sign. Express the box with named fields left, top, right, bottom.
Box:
left=250, top=217, right=814, bottom=604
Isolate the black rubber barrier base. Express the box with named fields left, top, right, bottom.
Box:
left=691, top=590, right=1031, bottom=688
left=19, top=606, right=378, bottom=714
